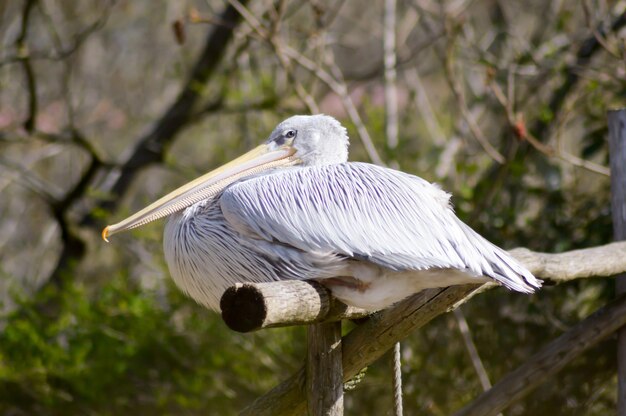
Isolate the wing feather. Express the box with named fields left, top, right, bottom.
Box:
left=220, top=163, right=540, bottom=292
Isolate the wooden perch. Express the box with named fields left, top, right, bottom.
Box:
left=237, top=241, right=626, bottom=416
left=220, top=281, right=369, bottom=332
left=510, top=241, right=626, bottom=282
left=222, top=242, right=626, bottom=333
left=453, top=293, right=626, bottom=416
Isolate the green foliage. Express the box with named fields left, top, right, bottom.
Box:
left=0, top=277, right=305, bottom=415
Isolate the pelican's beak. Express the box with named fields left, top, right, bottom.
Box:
left=102, top=143, right=298, bottom=241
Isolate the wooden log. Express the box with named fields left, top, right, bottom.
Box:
left=221, top=281, right=369, bottom=332
left=307, top=322, right=343, bottom=415
left=509, top=241, right=626, bottom=282
left=223, top=242, right=626, bottom=332
left=609, top=108, right=626, bottom=415
left=453, top=294, right=626, bottom=416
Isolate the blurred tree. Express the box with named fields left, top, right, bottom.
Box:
left=0, top=0, right=624, bottom=414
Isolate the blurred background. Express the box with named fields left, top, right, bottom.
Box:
left=0, top=0, right=625, bottom=414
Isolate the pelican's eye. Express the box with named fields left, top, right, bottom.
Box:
left=273, top=129, right=297, bottom=146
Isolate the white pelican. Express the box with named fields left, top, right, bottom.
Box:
left=103, top=115, right=540, bottom=311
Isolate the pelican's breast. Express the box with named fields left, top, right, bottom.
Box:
left=163, top=199, right=281, bottom=311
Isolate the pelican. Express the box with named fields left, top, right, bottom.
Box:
left=103, top=115, right=540, bottom=311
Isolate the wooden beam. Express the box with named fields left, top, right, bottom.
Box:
left=223, top=242, right=626, bottom=333
left=609, top=108, right=626, bottom=415
left=453, top=294, right=626, bottom=416
left=509, top=241, right=626, bottom=282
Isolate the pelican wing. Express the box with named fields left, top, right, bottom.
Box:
left=220, top=163, right=539, bottom=292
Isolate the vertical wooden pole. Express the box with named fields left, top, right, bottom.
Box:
left=307, top=321, right=343, bottom=415
left=609, top=108, right=626, bottom=415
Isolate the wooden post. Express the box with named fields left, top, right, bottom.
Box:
left=609, top=108, right=626, bottom=415
left=307, top=321, right=343, bottom=415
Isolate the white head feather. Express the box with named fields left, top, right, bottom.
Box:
left=266, top=114, right=349, bottom=166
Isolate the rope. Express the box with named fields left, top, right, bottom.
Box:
left=393, top=341, right=404, bottom=416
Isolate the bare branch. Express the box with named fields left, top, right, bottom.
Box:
left=469, top=7, right=625, bottom=215
left=404, top=68, right=446, bottom=146
left=16, top=0, right=38, bottom=133
left=225, top=0, right=319, bottom=113
left=527, top=8, right=626, bottom=143
left=27, top=2, right=251, bottom=293
left=323, top=50, right=386, bottom=166
left=0, top=156, right=60, bottom=201
left=229, top=0, right=385, bottom=165
left=384, top=0, right=399, bottom=149
left=341, top=30, right=446, bottom=82
left=440, top=18, right=505, bottom=163
left=488, top=78, right=610, bottom=176
left=554, top=149, right=610, bottom=176
left=454, top=309, right=493, bottom=392
left=83, top=1, right=249, bottom=226
left=0, top=2, right=112, bottom=68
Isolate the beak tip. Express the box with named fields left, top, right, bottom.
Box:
left=102, top=226, right=110, bottom=243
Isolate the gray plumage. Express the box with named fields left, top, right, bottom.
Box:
left=161, top=115, right=540, bottom=311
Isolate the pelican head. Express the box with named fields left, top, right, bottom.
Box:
left=268, top=115, right=348, bottom=166
left=102, top=114, right=349, bottom=241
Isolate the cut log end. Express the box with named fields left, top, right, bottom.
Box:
left=221, top=283, right=267, bottom=333
left=220, top=280, right=371, bottom=332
